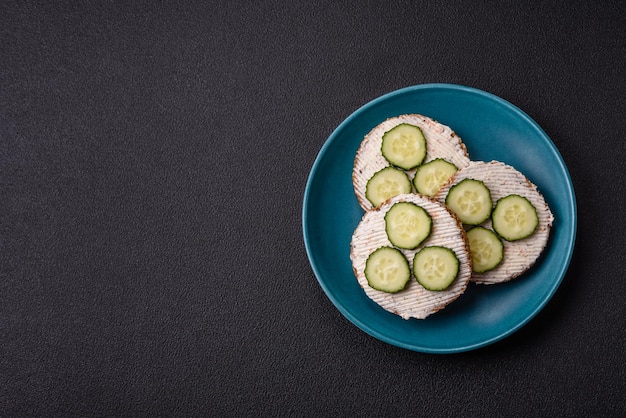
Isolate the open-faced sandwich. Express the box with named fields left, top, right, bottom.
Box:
left=352, top=114, right=471, bottom=211
left=350, top=193, right=472, bottom=319
left=433, top=160, right=554, bottom=284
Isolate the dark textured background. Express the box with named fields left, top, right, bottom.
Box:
left=1, top=1, right=625, bottom=416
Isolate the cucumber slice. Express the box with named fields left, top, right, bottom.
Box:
left=413, top=158, right=458, bottom=196
left=365, top=167, right=412, bottom=208
left=466, top=226, right=504, bottom=273
left=412, top=246, right=459, bottom=291
left=492, top=194, right=539, bottom=241
left=381, top=124, right=427, bottom=170
left=364, top=246, right=411, bottom=293
left=445, top=178, right=492, bottom=225
left=384, top=202, right=432, bottom=249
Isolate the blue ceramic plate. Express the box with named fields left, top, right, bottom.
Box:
left=302, top=84, right=576, bottom=353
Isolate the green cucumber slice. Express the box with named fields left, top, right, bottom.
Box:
left=413, top=158, right=458, bottom=196
left=445, top=178, right=492, bottom=225
left=364, top=246, right=411, bottom=293
left=466, top=226, right=504, bottom=273
left=365, top=167, right=412, bottom=208
left=492, top=194, right=539, bottom=241
left=412, top=246, right=459, bottom=291
left=381, top=124, right=427, bottom=170
left=384, top=202, right=432, bottom=249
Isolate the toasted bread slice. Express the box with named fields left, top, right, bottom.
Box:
left=434, top=161, right=554, bottom=284
left=353, top=114, right=470, bottom=211
left=350, top=193, right=472, bottom=320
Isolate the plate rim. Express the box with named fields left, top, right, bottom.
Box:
left=302, top=83, right=577, bottom=353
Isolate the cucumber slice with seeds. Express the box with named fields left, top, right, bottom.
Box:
left=365, top=167, right=412, bottom=208
left=492, top=194, right=538, bottom=241
left=466, top=226, right=504, bottom=273
left=381, top=124, right=427, bottom=170
left=413, top=158, right=458, bottom=196
left=445, top=178, right=492, bottom=225
left=384, top=202, right=432, bottom=249
left=364, top=246, right=411, bottom=293
left=413, top=246, right=459, bottom=291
